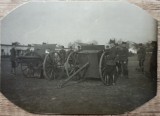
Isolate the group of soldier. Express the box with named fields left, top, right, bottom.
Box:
left=104, top=42, right=129, bottom=85
left=104, top=41, right=157, bottom=86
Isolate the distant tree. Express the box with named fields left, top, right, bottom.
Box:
left=108, top=39, right=115, bottom=44
left=42, top=42, right=47, bottom=45
left=74, top=39, right=82, bottom=44
left=68, top=42, right=75, bottom=48
left=88, top=40, right=98, bottom=45
left=13, top=42, right=20, bottom=46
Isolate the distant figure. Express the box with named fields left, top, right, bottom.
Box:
left=150, top=41, right=157, bottom=81
left=10, top=43, right=17, bottom=75
left=137, top=43, right=146, bottom=72
left=59, top=46, right=66, bottom=64
left=119, top=42, right=129, bottom=78
left=105, top=42, right=117, bottom=85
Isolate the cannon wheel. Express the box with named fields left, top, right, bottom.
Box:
left=65, top=51, right=87, bottom=80
left=65, top=52, right=79, bottom=78
left=99, top=51, right=108, bottom=85
left=21, top=51, right=42, bottom=78
left=43, top=51, right=61, bottom=80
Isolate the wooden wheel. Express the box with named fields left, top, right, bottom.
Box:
left=43, top=51, right=61, bottom=80
left=65, top=51, right=80, bottom=78
left=20, top=51, right=42, bottom=78
left=99, top=51, right=109, bottom=85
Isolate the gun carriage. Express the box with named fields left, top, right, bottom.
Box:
left=17, top=44, right=63, bottom=79
left=17, top=44, right=112, bottom=87
left=59, top=45, right=112, bottom=87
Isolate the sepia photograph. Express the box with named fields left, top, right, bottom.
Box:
left=0, top=1, right=158, bottom=115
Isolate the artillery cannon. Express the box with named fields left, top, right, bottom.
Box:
left=17, top=44, right=63, bottom=79
left=59, top=45, right=113, bottom=87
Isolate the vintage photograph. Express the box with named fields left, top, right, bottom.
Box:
left=0, top=1, right=158, bottom=114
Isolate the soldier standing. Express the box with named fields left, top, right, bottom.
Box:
left=10, top=43, right=16, bottom=75
left=119, top=42, right=129, bottom=78
left=59, top=46, right=66, bottom=65
left=105, top=42, right=117, bottom=85
left=137, top=43, right=146, bottom=72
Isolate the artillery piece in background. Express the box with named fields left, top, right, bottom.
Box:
left=59, top=45, right=112, bottom=87
left=17, top=44, right=64, bottom=79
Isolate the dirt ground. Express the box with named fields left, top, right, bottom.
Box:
left=0, top=55, right=157, bottom=115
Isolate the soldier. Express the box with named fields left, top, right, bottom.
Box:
left=105, top=42, right=117, bottom=85
left=119, top=42, right=129, bottom=78
left=10, top=43, right=17, bottom=75
left=150, top=41, right=157, bottom=81
left=137, top=43, right=146, bottom=72
left=59, top=46, right=66, bottom=64
left=115, top=43, right=122, bottom=76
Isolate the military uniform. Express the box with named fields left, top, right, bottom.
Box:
left=59, top=49, right=66, bottom=65
left=137, top=45, right=146, bottom=72
left=10, top=48, right=16, bottom=68
left=118, top=44, right=129, bottom=78
left=104, top=46, right=117, bottom=85
left=10, top=46, right=17, bottom=75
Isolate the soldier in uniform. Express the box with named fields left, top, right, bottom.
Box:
left=137, top=43, right=146, bottom=72
left=10, top=43, right=17, bottom=75
left=115, top=43, right=122, bottom=76
left=59, top=46, right=66, bottom=65
left=119, top=42, right=129, bottom=78
left=104, top=42, right=117, bottom=85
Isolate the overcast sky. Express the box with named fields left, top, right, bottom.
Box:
left=1, top=1, right=157, bottom=47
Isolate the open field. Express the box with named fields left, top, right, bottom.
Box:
left=0, top=55, right=156, bottom=115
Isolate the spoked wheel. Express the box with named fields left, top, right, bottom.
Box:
left=43, top=51, right=61, bottom=80
left=65, top=52, right=80, bottom=79
left=20, top=51, right=42, bottom=78
left=99, top=51, right=109, bottom=85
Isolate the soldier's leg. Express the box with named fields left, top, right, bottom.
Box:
left=104, top=65, right=110, bottom=86
left=122, top=61, right=128, bottom=78
left=139, top=60, right=141, bottom=68
left=112, top=66, right=116, bottom=85
left=118, top=61, right=122, bottom=76
left=141, top=60, right=144, bottom=72
left=13, top=61, right=16, bottom=75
